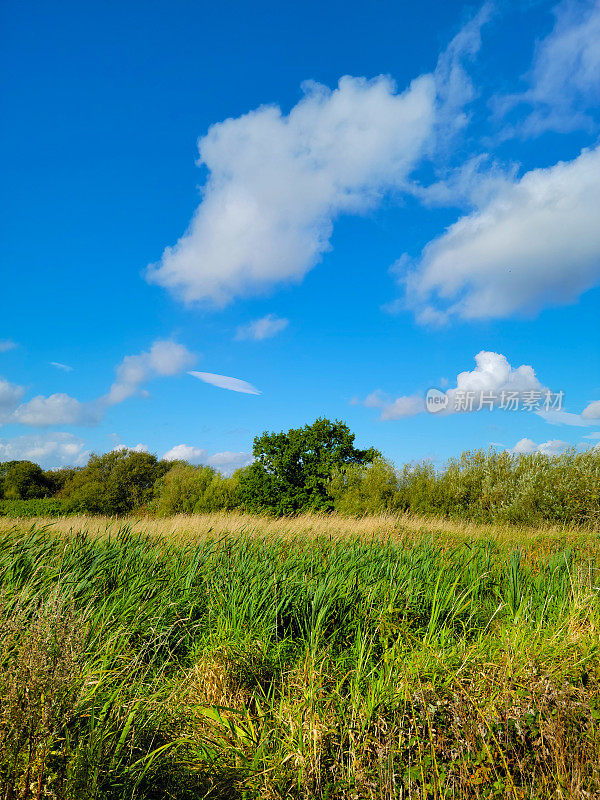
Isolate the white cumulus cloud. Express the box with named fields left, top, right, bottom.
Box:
left=112, top=443, right=149, bottom=453
left=402, top=145, right=600, bottom=323
left=235, top=313, right=289, bottom=341
left=189, top=371, right=261, bottom=395
left=146, top=73, right=436, bottom=306
left=12, top=393, right=102, bottom=427
left=162, top=444, right=207, bottom=463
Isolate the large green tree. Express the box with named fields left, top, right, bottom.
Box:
left=238, top=418, right=379, bottom=514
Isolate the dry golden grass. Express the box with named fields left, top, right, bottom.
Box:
left=0, top=510, right=592, bottom=549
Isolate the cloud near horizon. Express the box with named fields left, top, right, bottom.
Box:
left=0, top=432, right=89, bottom=467
left=162, top=444, right=253, bottom=474
left=360, top=350, right=600, bottom=427
left=509, top=437, right=569, bottom=456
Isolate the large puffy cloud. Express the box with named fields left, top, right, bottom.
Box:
left=147, top=74, right=436, bottom=306
left=0, top=432, right=88, bottom=467
left=402, top=145, right=600, bottom=323
left=497, top=0, right=600, bottom=136
left=144, top=4, right=499, bottom=307
left=162, top=444, right=252, bottom=474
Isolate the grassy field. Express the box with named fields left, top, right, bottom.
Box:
left=0, top=513, right=599, bottom=799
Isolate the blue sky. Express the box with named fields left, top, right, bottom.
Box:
left=1, top=0, right=599, bottom=470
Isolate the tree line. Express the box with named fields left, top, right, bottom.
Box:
left=1, top=417, right=599, bottom=524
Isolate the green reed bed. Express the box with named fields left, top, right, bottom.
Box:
left=0, top=523, right=599, bottom=799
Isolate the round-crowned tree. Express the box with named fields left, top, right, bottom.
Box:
left=238, top=417, right=379, bottom=515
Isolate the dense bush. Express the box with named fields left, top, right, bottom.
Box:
left=0, top=498, right=68, bottom=517
left=0, top=461, right=54, bottom=500
left=329, top=457, right=401, bottom=515
left=60, top=450, right=170, bottom=515
left=153, top=463, right=241, bottom=514
left=331, top=447, right=600, bottom=524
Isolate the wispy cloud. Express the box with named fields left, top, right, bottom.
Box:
left=50, top=362, right=74, bottom=372
left=189, top=371, right=261, bottom=395
left=0, top=377, right=26, bottom=419
left=496, top=0, right=600, bottom=136
left=0, top=340, right=17, bottom=353
left=235, top=313, right=289, bottom=341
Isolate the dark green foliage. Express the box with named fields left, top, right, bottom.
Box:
left=239, top=417, right=379, bottom=514
left=45, top=466, right=81, bottom=494
left=0, top=460, right=53, bottom=500
left=60, top=450, right=170, bottom=515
